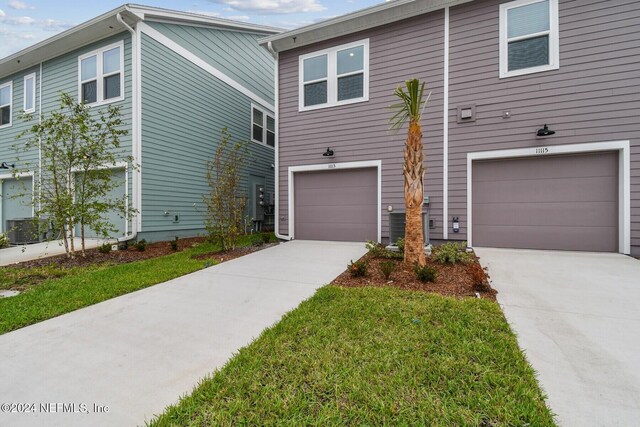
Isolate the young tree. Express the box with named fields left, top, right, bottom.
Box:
left=16, top=93, right=134, bottom=258
left=203, top=128, right=248, bottom=252
left=390, top=79, right=431, bottom=266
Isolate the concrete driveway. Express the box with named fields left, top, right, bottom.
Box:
left=475, top=248, right=640, bottom=427
left=0, top=240, right=366, bottom=427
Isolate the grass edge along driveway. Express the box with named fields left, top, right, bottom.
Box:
left=150, top=286, right=556, bottom=427
left=0, top=237, right=256, bottom=335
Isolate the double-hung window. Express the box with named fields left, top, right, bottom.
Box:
left=499, top=0, right=559, bottom=78
left=0, top=81, right=12, bottom=128
left=23, top=73, right=36, bottom=113
left=252, top=105, right=275, bottom=148
left=78, top=41, right=124, bottom=105
left=299, top=39, right=369, bottom=111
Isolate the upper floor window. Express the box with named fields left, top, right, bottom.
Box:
left=499, top=0, right=559, bottom=78
left=0, top=81, right=12, bottom=128
left=78, top=41, right=124, bottom=105
left=299, top=39, right=369, bottom=111
left=23, top=73, right=36, bottom=113
left=252, top=105, right=275, bottom=148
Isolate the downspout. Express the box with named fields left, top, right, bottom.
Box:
left=267, top=41, right=291, bottom=241
left=116, top=11, right=139, bottom=243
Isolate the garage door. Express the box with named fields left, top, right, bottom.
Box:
left=472, top=152, right=618, bottom=252
left=2, top=177, right=33, bottom=233
left=294, top=168, right=377, bottom=241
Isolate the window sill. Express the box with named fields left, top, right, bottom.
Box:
left=0, top=123, right=12, bottom=130
left=298, top=96, right=369, bottom=113
left=499, top=63, right=559, bottom=79
left=251, top=139, right=275, bottom=150
left=82, top=96, right=126, bottom=108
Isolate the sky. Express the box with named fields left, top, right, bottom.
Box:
left=0, top=0, right=386, bottom=58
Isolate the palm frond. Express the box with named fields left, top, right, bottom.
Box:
left=388, top=79, right=429, bottom=130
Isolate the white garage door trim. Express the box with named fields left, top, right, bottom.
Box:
left=467, top=140, right=631, bottom=254
left=288, top=160, right=382, bottom=242
left=0, top=171, right=35, bottom=233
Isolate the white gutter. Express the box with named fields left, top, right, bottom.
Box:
left=116, top=11, right=140, bottom=243
left=443, top=6, right=449, bottom=240
left=267, top=41, right=291, bottom=241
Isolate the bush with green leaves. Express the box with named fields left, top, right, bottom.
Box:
left=414, top=264, right=437, bottom=283
left=134, top=239, right=147, bottom=252
left=395, top=237, right=405, bottom=253
left=0, top=232, right=9, bottom=249
left=98, top=243, right=112, bottom=254
left=433, top=241, right=472, bottom=265
left=262, top=233, right=272, bottom=244
left=348, top=260, right=368, bottom=278
left=365, top=240, right=387, bottom=258
left=379, top=260, right=395, bottom=280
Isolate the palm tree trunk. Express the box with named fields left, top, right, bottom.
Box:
left=403, top=119, right=426, bottom=266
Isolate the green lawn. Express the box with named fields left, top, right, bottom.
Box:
left=0, top=235, right=262, bottom=335
left=150, top=286, right=555, bottom=427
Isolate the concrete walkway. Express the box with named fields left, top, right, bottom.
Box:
left=0, top=240, right=366, bottom=427
left=475, top=248, right=640, bottom=427
left=0, top=238, right=104, bottom=266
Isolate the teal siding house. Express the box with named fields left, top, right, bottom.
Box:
left=0, top=5, right=279, bottom=243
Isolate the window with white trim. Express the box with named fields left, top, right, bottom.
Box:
left=499, top=0, right=559, bottom=78
left=252, top=105, right=275, bottom=148
left=23, top=73, right=36, bottom=113
left=78, top=42, right=124, bottom=105
left=0, top=81, right=12, bottom=128
left=299, top=39, right=369, bottom=111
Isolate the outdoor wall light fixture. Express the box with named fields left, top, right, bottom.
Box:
left=322, top=147, right=334, bottom=157
left=0, top=162, right=15, bottom=169
left=536, top=124, right=555, bottom=137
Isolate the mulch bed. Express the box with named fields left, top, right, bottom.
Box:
left=192, top=242, right=279, bottom=263
left=332, top=253, right=497, bottom=301
left=12, top=237, right=209, bottom=269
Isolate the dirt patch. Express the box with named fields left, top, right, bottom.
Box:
left=12, top=237, right=209, bottom=269
left=332, top=252, right=497, bottom=301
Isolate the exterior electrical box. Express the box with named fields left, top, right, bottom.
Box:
left=388, top=209, right=430, bottom=245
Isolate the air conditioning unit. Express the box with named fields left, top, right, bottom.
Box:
left=389, top=209, right=430, bottom=246
left=6, top=218, right=40, bottom=245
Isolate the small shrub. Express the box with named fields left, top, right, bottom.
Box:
left=433, top=241, right=472, bottom=265
left=395, top=237, right=405, bottom=253
left=262, top=232, right=272, bottom=244
left=379, top=260, right=395, bottom=280
left=365, top=240, right=387, bottom=258
left=170, top=237, right=179, bottom=251
left=348, top=259, right=368, bottom=277
left=414, top=264, right=437, bottom=283
left=468, top=262, right=490, bottom=292
left=98, top=243, right=112, bottom=254
left=251, top=233, right=264, bottom=247
left=0, top=232, right=9, bottom=249
left=134, top=239, right=147, bottom=252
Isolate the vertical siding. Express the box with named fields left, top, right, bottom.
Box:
left=278, top=11, right=446, bottom=242
left=140, top=34, right=275, bottom=237
left=147, top=22, right=275, bottom=106
left=448, top=0, right=640, bottom=254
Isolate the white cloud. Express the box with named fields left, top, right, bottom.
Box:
left=8, top=0, right=34, bottom=10
left=0, top=14, right=72, bottom=32
left=227, top=15, right=250, bottom=21
left=209, top=0, right=326, bottom=14
left=0, top=8, right=6, bottom=17
left=187, top=10, right=222, bottom=17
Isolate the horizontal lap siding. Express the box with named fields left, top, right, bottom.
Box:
left=147, top=22, right=275, bottom=107
left=278, top=12, right=445, bottom=242
left=448, top=0, right=640, bottom=254
left=140, top=34, right=274, bottom=235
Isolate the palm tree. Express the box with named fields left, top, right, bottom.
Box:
left=390, top=79, right=430, bottom=266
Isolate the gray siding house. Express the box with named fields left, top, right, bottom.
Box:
left=0, top=5, right=278, bottom=243
left=261, top=0, right=639, bottom=255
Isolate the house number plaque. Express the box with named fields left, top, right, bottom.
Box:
left=535, top=147, right=549, bottom=154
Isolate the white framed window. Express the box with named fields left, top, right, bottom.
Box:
left=78, top=41, right=124, bottom=105
left=251, top=104, right=275, bottom=148
left=23, top=73, right=36, bottom=113
left=0, top=81, right=12, bottom=128
left=499, top=0, right=559, bottom=78
left=298, top=39, right=369, bottom=111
